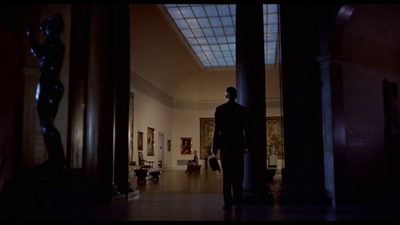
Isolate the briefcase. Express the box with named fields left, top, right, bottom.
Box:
left=208, top=155, right=221, bottom=172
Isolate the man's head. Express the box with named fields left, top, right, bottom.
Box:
left=225, top=87, right=237, bottom=101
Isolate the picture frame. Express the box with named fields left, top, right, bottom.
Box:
left=199, top=117, right=284, bottom=160
left=266, top=117, right=284, bottom=159
left=138, top=131, right=143, bottom=151
left=200, top=118, right=215, bottom=159
left=181, top=137, right=192, bottom=155
left=147, top=127, right=155, bottom=156
left=167, top=139, right=171, bottom=151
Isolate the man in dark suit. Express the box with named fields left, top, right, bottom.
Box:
left=212, top=87, right=250, bottom=213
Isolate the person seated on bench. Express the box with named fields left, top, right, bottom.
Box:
left=185, top=150, right=199, bottom=173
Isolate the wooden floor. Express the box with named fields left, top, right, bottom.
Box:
left=131, top=168, right=226, bottom=194
left=4, top=167, right=400, bottom=221
left=84, top=169, right=400, bottom=221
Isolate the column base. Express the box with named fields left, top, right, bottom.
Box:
left=111, top=189, right=140, bottom=203
left=278, top=190, right=332, bottom=206
left=242, top=187, right=274, bottom=205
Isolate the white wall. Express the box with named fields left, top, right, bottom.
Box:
left=131, top=75, right=282, bottom=171
left=130, top=88, right=172, bottom=169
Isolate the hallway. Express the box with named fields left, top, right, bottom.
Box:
left=84, top=169, right=400, bottom=221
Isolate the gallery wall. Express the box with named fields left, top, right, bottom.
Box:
left=129, top=4, right=283, bottom=170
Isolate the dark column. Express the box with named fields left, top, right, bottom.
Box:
left=329, top=5, right=354, bottom=206
left=317, top=4, right=344, bottom=207
left=278, top=4, right=334, bottom=205
left=67, top=4, right=90, bottom=170
left=113, top=4, right=133, bottom=194
left=236, top=4, right=272, bottom=202
left=86, top=5, right=119, bottom=203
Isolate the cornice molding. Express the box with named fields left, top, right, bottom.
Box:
left=131, top=71, right=281, bottom=110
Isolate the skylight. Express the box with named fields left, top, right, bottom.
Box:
left=162, top=4, right=280, bottom=70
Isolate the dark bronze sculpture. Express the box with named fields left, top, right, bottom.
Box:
left=27, top=13, right=67, bottom=169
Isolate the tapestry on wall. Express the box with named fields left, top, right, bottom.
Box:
left=266, top=116, right=284, bottom=159
left=200, top=118, right=216, bottom=160
left=200, top=117, right=284, bottom=160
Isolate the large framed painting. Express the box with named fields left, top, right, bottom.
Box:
left=181, top=137, right=192, bottom=155
left=200, top=118, right=215, bottom=159
left=266, top=117, right=284, bottom=159
left=167, top=139, right=171, bottom=151
left=199, top=117, right=285, bottom=160
left=147, top=127, right=155, bottom=156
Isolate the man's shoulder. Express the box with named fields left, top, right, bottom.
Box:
left=216, top=101, right=247, bottom=110
left=236, top=102, right=246, bottom=107
left=233, top=102, right=248, bottom=110
left=216, top=102, right=228, bottom=110
left=239, top=104, right=248, bottom=111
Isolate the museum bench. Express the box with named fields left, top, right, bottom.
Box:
left=187, top=164, right=202, bottom=174
left=134, top=168, right=161, bottom=182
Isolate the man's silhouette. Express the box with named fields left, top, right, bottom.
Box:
left=212, top=87, right=250, bottom=213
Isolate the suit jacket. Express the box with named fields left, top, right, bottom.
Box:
left=212, top=100, right=250, bottom=158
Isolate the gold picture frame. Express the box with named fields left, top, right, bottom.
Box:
left=266, top=117, right=284, bottom=159
left=147, top=127, right=155, bottom=156
left=138, top=131, right=143, bottom=151
left=199, top=117, right=285, bottom=160
left=167, top=139, right=171, bottom=151
left=181, top=137, right=192, bottom=155
left=200, top=118, right=215, bottom=159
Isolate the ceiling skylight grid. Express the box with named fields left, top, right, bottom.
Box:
left=163, top=4, right=280, bottom=69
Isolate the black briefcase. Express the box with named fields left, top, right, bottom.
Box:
left=209, top=155, right=221, bottom=172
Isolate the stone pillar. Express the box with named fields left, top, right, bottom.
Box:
left=113, top=4, right=133, bottom=194
left=236, top=4, right=272, bottom=202
left=68, top=4, right=90, bottom=169
left=86, top=4, right=119, bottom=203
left=329, top=4, right=354, bottom=206
left=278, top=4, right=336, bottom=205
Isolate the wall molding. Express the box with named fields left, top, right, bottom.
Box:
left=131, top=71, right=281, bottom=110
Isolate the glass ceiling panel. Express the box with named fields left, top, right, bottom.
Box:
left=163, top=4, right=280, bottom=69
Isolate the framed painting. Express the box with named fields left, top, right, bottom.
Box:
left=200, top=118, right=215, bottom=159
left=137, top=131, right=143, bottom=151
left=200, top=117, right=285, bottom=160
left=167, top=139, right=171, bottom=152
left=147, top=127, right=155, bottom=156
left=266, top=117, right=284, bottom=159
left=181, top=137, right=192, bottom=155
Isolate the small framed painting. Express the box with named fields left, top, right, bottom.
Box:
left=181, top=137, right=192, bottom=155
left=147, top=127, right=155, bottom=156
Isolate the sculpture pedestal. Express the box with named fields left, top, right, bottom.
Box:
left=134, top=169, right=149, bottom=182
left=0, top=169, right=89, bottom=220
left=149, top=170, right=161, bottom=180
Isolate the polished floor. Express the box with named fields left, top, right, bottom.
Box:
left=84, top=169, right=400, bottom=221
